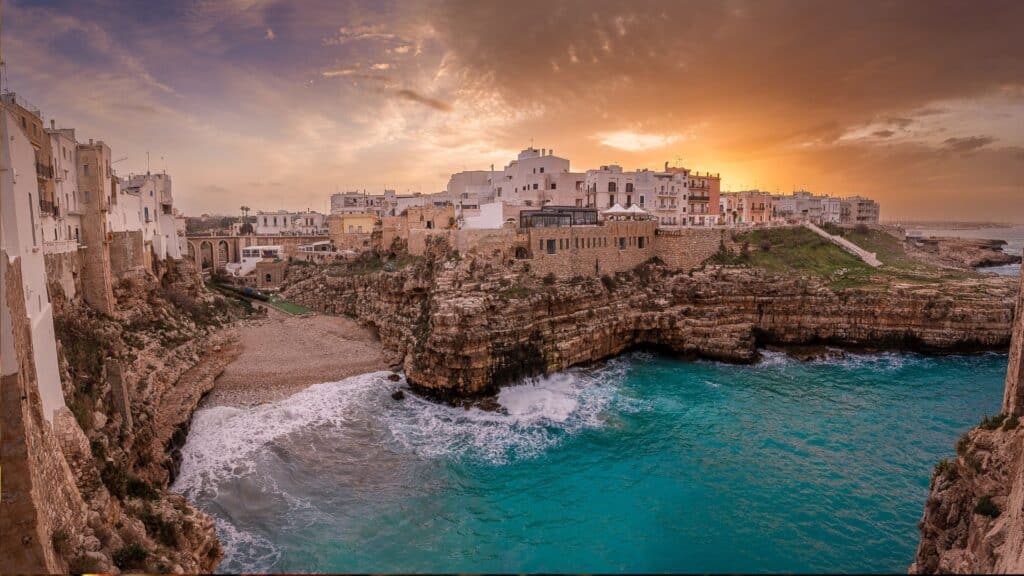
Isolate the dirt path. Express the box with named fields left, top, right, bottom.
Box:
left=206, top=307, right=388, bottom=406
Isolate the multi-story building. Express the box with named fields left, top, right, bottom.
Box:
left=1, top=96, right=65, bottom=423
left=820, top=196, right=849, bottom=225
left=721, top=190, right=773, bottom=224
left=772, top=191, right=824, bottom=223
left=848, top=196, right=881, bottom=224
left=116, top=172, right=181, bottom=260
left=674, top=168, right=721, bottom=227
left=254, top=209, right=328, bottom=235
left=46, top=121, right=82, bottom=251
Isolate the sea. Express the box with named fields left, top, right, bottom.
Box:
left=906, top=224, right=1024, bottom=277
left=172, top=350, right=1010, bottom=573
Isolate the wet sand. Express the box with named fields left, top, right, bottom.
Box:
left=207, top=307, right=388, bottom=406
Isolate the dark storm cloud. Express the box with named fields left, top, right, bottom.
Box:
left=943, top=136, right=996, bottom=153
left=395, top=89, right=451, bottom=112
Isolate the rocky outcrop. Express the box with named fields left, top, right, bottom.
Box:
left=4, top=257, right=252, bottom=574
left=912, top=274, right=1024, bottom=574
left=910, top=236, right=1022, bottom=269
left=284, top=250, right=1018, bottom=397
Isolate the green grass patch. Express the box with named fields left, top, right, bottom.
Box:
left=266, top=296, right=312, bottom=315
left=723, top=228, right=876, bottom=288
left=719, top=226, right=982, bottom=288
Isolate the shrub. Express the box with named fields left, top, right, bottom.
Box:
left=956, top=432, right=971, bottom=455
left=974, top=495, right=1001, bottom=518
left=101, top=462, right=129, bottom=499
left=1005, top=414, right=1020, bottom=430
left=759, top=239, right=772, bottom=252
left=740, top=241, right=751, bottom=259
left=126, top=476, right=159, bottom=500
left=933, top=458, right=958, bottom=482
left=113, top=543, right=148, bottom=570
left=140, top=505, right=178, bottom=546
left=854, top=223, right=870, bottom=235
left=600, top=274, right=617, bottom=292
left=980, top=413, right=1007, bottom=430
left=542, top=272, right=557, bottom=285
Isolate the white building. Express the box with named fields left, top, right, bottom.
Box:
left=43, top=122, right=83, bottom=253
left=1, top=102, right=65, bottom=423
left=255, top=209, right=328, bottom=235
left=773, top=191, right=824, bottom=223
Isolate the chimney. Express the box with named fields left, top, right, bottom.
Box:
left=665, top=161, right=669, bottom=171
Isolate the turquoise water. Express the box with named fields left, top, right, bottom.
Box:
left=173, top=351, right=1008, bottom=573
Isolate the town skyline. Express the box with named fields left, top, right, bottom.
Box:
left=3, top=0, right=1023, bottom=221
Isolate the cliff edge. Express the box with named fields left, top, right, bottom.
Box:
left=912, top=273, right=1024, bottom=574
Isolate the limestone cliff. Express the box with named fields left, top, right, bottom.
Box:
left=283, top=248, right=1017, bottom=397
left=912, top=274, right=1024, bottom=574
left=3, top=257, right=252, bottom=574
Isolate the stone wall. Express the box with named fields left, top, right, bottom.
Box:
left=1, top=253, right=90, bottom=573
left=525, top=220, right=657, bottom=278
left=653, top=227, right=736, bottom=271
left=108, top=230, right=147, bottom=279
left=255, top=260, right=288, bottom=290
left=1004, top=273, right=1024, bottom=414
left=44, top=250, right=83, bottom=302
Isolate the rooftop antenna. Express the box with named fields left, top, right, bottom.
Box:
left=0, top=0, right=6, bottom=94
left=146, top=151, right=151, bottom=174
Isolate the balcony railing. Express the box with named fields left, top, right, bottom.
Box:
left=36, top=162, right=54, bottom=179
left=690, top=194, right=711, bottom=201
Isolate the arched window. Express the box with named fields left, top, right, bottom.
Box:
left=625, top=183, right=634, bottom=193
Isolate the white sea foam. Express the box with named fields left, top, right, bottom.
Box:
left=384, top=367, right=622, bottom=464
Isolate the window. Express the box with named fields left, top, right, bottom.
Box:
left=626, top=195, right=632, bottom=207
left=608, top=182, right=617, bottom=193
left=638, top=237, right=646, bottom=249
left=608, top=195, right=615, bottom=207
left=28, top=193, right=37, bottom=245
left=626, top=183, right=634, bottom=193
left=551, top=183, right=557, bottom=190
left=618, top=237, right=626, bottom=250
left=532, top=183, right=538, bottom=190
left=83, top=164, right=90, bottom=176
left=546, top=239, right=556, bottom=254
left=540, top=167, right=545, bottom=173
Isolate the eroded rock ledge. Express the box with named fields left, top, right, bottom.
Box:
left=283, top=250, right=1018, bottom=398
left=912, top=275, right=1024, bottom=574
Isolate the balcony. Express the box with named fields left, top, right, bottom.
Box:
left=39, top=199, right=55, bottom=215
left=36, top=162, right=54, bottom=179
left=689, top=194, right=711, bottom=202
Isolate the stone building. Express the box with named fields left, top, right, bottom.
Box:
left=328, top=213, right=376, bottom=252
left=76, top=139, right=117, bottom=315
left=721, top=190, right=773, bottom=225
left=1, top=98, right=65, bottom=423
left=254, top=209, right=328, bottom=235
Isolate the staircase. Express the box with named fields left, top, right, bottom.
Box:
left=803, top=222, right=882, bottom=267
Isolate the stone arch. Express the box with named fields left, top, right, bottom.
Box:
left=199, top=241, right=214, bottom=270
left=217, top=240, right=230, bottom=269
left=187, top=241, right=197, bottom=261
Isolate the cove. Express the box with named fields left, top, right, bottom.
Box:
left=172, top=350, right=1007, bottom=573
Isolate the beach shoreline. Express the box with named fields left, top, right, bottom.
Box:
left=205, top=306, right=389, bottom=407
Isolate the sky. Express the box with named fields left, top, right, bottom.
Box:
left=2, top=0, right=1023, bottom=221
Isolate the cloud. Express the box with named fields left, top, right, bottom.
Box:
left=872, top=130, right=895, bottom=138
left=264, top=27, right=275, bottom=40
left=395, top=89, right=451, bottom=111
left=596, top=130, right=682, bottom=151
left=943, top=136, right=996, bottom=153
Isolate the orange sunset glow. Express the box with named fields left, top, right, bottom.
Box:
left=3, top=0, right=1023, bottom=221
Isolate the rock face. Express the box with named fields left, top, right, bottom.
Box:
left=912, top=274, right=1024, bottom=574
left=910, top=236, right=1022, bottom=269
left=284, top=250, right=1018, bottom=397
left=3, top=257, right=250, bottom=574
